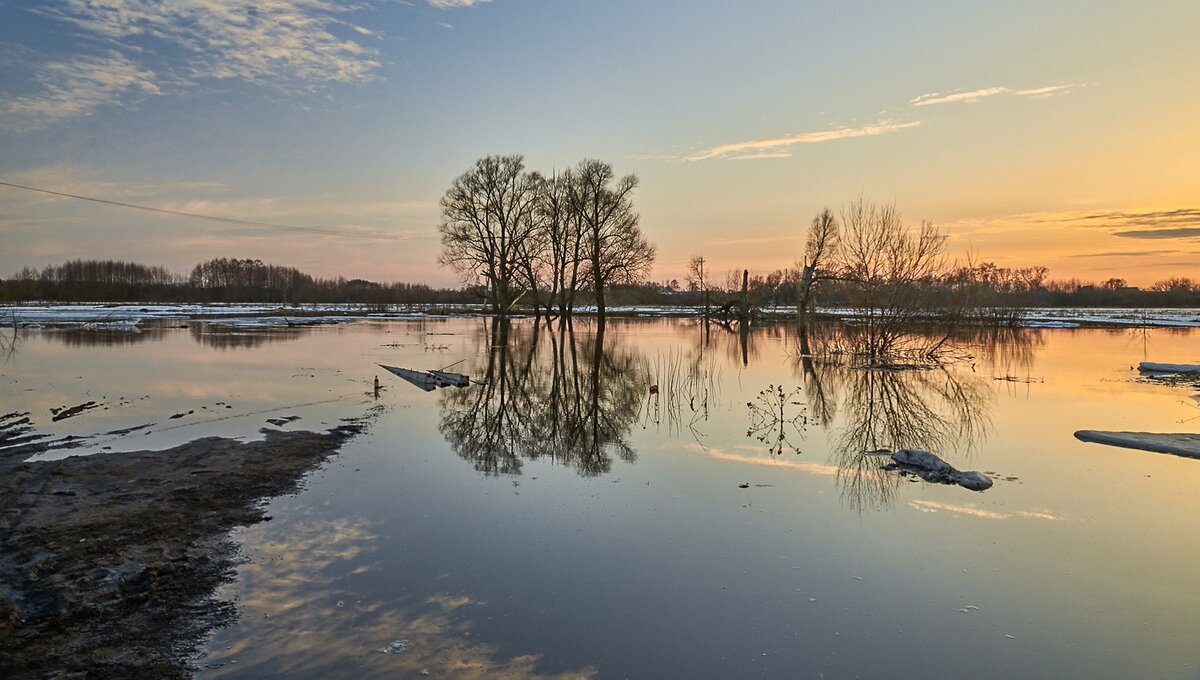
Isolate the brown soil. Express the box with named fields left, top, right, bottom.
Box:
left=0, top=415, right=374, bottom=679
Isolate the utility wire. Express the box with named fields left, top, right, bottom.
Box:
left=0, top=179, right=395, bottom=238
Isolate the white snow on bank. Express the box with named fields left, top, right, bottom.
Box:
left=1023, top=320, right=1081, bottom=328
left=0, top=303, right=485, bottom=328
left=1020, top=308, right=1200, bottom=328
left=810, top=306, right=1200, bottom=328
left=3, top=303, right=1200, bottom=329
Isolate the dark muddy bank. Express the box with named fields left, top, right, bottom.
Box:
left=0, top=416, right=373, bottom=679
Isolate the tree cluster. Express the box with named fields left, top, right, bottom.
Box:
left=187, top=258, right=311, bottom=293
left=438, top=155, right=656, bottom=317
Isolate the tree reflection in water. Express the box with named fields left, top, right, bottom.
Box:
left=793, top=321, right=1007, bottom=510
left=439, top=317, right=647, bottom=477
left=189, top=324, right=308, bottom=350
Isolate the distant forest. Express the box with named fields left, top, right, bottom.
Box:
left=0, top=258, right=472, bottom=305
left=1, top=257, right=1198, bottom=309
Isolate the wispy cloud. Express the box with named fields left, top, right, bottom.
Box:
left=1, top=165, right=225, bottom=202
left=1071, top=208, right=1200, bottom=227
left=0, top=166, right=435, bottom=243
left=910, top=84, right=1078, bottom=107
left=1113, top=228, right=1200, bottom=240
left=1014, top=84, right=1075, bottom=97
left=910, top=87, right=1010, bottom=106
left=1067, top=208, right=1200, bottom=240
left=942, top=207, right=1200, bottom=241
left=708, top=235, right=800, bottom=246
left=1, top=52, right=158, bottom=126
left=27, top=0, right=381, bottom=112
left=1067, top=249, right=1183, bottom=258
left=684, top=121, right=920, bottom=162
left=729, top=152, right=793, bottom=161
left=427, top=0, right=491, bottom=8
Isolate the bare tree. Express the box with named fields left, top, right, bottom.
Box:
left=438, top=155, right=542, bottom=314
left=835, top=198, right=948, bottom=361
left=1149, top=276, right=1198, bottom=293
left=686, top=255, right=708, bottom=314
left=537, top=169, right=586, bottom=316
left=568, top=159, right=656, bottom=318
left=510, top=171, right=551, bottom=316
left=796, top=208, right=839, bottom=328
left=438, top=155, right=657, bottom=317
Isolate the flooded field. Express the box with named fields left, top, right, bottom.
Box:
left=3, top=314, right=1199, bottom=678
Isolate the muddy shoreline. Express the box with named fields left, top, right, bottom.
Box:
left=0, top=417, right=373, bottom=679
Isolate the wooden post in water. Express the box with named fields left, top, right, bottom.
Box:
left=740, top=269, right=749, bottom=321
left=740, top=269, right=750, bottom=366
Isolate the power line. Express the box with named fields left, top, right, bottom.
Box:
left=0, top=179, right=394, bottom=238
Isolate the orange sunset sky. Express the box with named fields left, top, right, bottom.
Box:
left=2, top=1, right=1197, bottom=288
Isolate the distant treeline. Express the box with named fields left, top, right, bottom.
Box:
left=2, top=257, right=1197, bottom=309
left=0, top=258, right=475, bottom=305
left=653, top=263, right=1200, bottom=310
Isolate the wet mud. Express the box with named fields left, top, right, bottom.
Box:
left=0, top=416, right=373, bottom=679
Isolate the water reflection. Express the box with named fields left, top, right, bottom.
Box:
left=0, top=322, right=19, bottom=363
left=35, top=326, right=171, bottom=347
left=19, top=322, right=315, bottom=351
left=959, top=326, right=1043, bottom=380
left=435, top=318, right=1028, bottom=506
left=697, top=317, right=801, bottom=367
left=439, top=319, right=647, bottom=477
left=202, top=517, right=596, bottom=679
left=794, top=322, right=994, bottom=510
left=189, top=324, right=308, bottom=350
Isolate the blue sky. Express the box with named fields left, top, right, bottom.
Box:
left=2, top=0, right=1198, bottom=286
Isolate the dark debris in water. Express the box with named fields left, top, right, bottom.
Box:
left=265, top=415, right=302, bottom=427
left=0, top=412, right=88, bottom=461
left=50, top=401, right=102, bottom=422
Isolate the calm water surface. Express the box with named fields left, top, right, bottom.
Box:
left=4, top=317, right=1199, bottom=679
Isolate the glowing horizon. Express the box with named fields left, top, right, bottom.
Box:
left=1, top=1, right=1197, bottom=289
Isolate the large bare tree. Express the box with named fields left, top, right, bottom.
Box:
left=438, top=155, right=542, bottom=314
left=537, top=169, right=586, bottom=316
left=567, top=159, right=656, bottom=318
left=835, top=198, right=948, bottom=361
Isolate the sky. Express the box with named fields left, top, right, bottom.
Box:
left=1, top=0, right=1198, bottom=288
